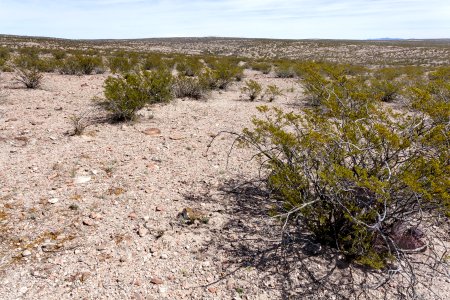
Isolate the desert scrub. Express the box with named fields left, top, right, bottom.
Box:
left=108, top=51, right=139, bottom=74
left=209, top=59, right=244, bottom=89
left=249, top=61, right=272, bottom=74
left=241, top=79, right=262, bottom=101
left=172, top=75, right=206, bottom=100
left=263, top=84, right=283, bottom=102
left=238, top=67, right=449, bottom=271
left=274, top=61, right=296, bottom=78
left=14, top=67, right=43, bottom=89
left=176, top=57, right=203, bottom=77
left=59, top=55, right=104, bottom=75
left=101, top=69, right=173, bottom=121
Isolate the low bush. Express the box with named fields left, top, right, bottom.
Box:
left=263, top=84, right=283, bottom=102
left=100, top=69, right=173, bottom=121
left=172, top=75, right=206, bottom=99
left=176, top=58, right=203, bottom=77
left=14, top=67, right=43, bottom=89
left=249, top=61, right=272, bottom=74
left=209, top=59, right=244, bottom=89
left=59, top=55, right=104, bottom=75
left=274, top=61, right=296, bottom=78
left=108, top=52, right=139, bottom=74
left=241, top=79, right=262, bottom=101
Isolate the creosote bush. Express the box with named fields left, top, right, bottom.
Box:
left=172, top=75, right=206, bottom=100
left=263, top=84, right=283, bottom=102
left=101, top=69, right=173, bottom=121
left=239, top=66, right=449, bottom=271
left=241, top=79, right=262, bottom=101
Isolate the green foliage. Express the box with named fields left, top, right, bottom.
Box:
left=241, top=79, right=262, bottom=101
left=274, top=61, right=296, bottom=78
left=101, top=69, right=173, bottom=121
left=241, top=67, right=449, bottom=269
left=108, top=51, right=139, bottom=74
left=209, top=59, right=244, bottom=89
left=263, top=84, right=283, bottom=102
left=142, top=53, right=165, bottom=70
left=59, top=55, right=104, bottom=75
left=176, top=57, right=204, bottom=77
left=250, top=61, right=272, bottom=74
left=172, top=75, right=206, bottom=100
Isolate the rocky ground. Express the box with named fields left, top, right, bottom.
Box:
left=0, top=70, right=448, bottom=300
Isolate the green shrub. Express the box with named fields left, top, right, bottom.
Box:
left=209, top=59, right=244, bottom=89
left=250, top=61, right=272, bottom=74
left=275, top=62, right=296, bottom=78
left=241, top=79, right=262, bottom=101
left=52, top=49, right=67, bottom=60
left=239, top=67, right=449, bottom=270
left=143, top=54, right=165, bottom=70
left=176, top=58, right=203, bottom=77
left=172, top=75, right=206, bottom=99
left=59, top=55, right=103, bottom=75
left=108, top=52, right=139, bottom=74
left=263, top=84, right=283, bottom=102
left=101, top=69, right=173, bottom=121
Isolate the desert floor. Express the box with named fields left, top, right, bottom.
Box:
left=0, top=70, right=448, bottom=300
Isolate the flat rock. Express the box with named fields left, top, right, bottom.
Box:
left=150, top=276, right=164, bottom=285
left=142, top=128, right=161, bottom=136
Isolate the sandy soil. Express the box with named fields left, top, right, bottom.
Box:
left=0, top=71, right=448, bottom=300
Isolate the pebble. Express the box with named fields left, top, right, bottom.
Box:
left=22, top=250, right=32, bottom=257
left=74, top=176, right=91, bottom=184
left=82, top=218, right=95, bottom=226
left=150, top=277, right=164, bottom=285
left=48, top=198, right=59, bottom=204
left=155, top=206, right=164, bottom=212
left=138, top=227, right=149, bottom=237
left=208, top=287, right=218, bottom=293
left=143, top=128, right=161, bottom=136
left=160, top=253, right=168, bottom=259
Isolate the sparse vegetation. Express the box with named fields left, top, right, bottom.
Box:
left=172, top=75, right=206, bottom=99
left=14, top=67, right=43, bottom=89
left=241, top=79, right=262, bottom=101
left=263, top=84, right=283, bottom=102
left=101, top=69, right=173, bottom=121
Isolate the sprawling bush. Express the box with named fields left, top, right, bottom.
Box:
left=239, top=67, right=449, bottom=270
left=209, top=59, right=244, bottom=89
left=250, top=61, right=272, bottom=74
left=59, top=55, right=104, bottom=75
left=274, top=61, right=296, bottom=78
left=172, top=75, right=206, bottom=99
left=14, top=67, right=43, bottom=89
left=176, top=57, right=204, bottom=77
left=263, top=84, right=283, bottom=102
left=101, top=69, right=173, bottom=121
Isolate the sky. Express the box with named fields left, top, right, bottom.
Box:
left=0, top=0, right=449, bottom=40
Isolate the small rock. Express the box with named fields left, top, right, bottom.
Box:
left=74, top=176, right=91, bottom=184
left=128, top=212, right=137, bottom=220
left=89, top=212, right=102, bottom=220
left=155, top=206, right=164, bottom=212
left=82, top=218, right=95, bottom=226
left=143, top=128, right=161, bottom=136
left=49, top=136, right=57, bottom=141
left=150, top=276, right=164, bottom=285
left=169, top=134, right=185, bottom=140
left=48, top=198, right=59, bottom=204
left=22, top=250, right=32, bottom=257
left=208, top=287, right=218, bottom=293
left=160, top=253, right=168, bottom=259
left=138, top=227, right=149, bottom=237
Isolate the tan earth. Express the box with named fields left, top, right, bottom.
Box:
left=0, top=68, right=448, bottom=300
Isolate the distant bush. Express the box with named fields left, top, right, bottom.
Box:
left=142, top=54, right=165, bottom=70
left=0, top=48, right=10, bottom=69
left=250, top=61, right=272, bottom=74
left=59, top=55, right=104, bottom=75
left=274, top=62, right=296, bottom=78
left=101, top=69, right=173, bottom=121
left=209, top=59, right=244, bottom=89
left=241, top=79, right=262, bottom=101
left=263, top=84, right=283, bottom=102
left=108, top=52, right=139, bottom=74
left=14, top=67, right=43, bottom=89
left=176, top=57, right=204, bottom=77
left=172, top=75, right=206, bottom=100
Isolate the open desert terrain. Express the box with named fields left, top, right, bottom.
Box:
left=0, top=36, right=449, bottom=299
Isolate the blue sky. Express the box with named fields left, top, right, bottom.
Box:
left=0, top=0, right=449, bottom=39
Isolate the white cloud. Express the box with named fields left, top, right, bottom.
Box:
left=0, top=0, right=448, bottom=39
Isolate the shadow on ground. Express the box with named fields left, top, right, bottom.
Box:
left=184, top=179, right=401, bottom=300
